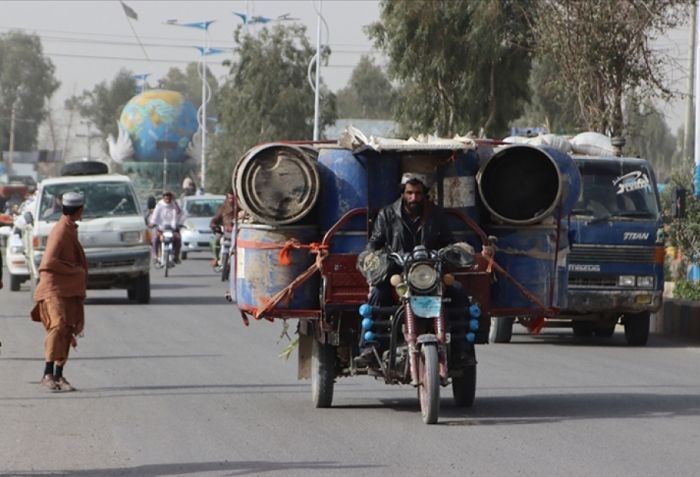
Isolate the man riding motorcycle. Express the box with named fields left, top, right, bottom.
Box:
left=148, top=191, right=187, bottom=264
left=356, top=172, right=476, bottom=365
left=209, top=188, right=236, bottom=268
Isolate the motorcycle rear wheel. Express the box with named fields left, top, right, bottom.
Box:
left=418, top=344, right=440, bottom=424
left=164, top=250, right=170, bottom=277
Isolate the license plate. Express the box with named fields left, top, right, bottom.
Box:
left=410, top=296, right=442, bottom=318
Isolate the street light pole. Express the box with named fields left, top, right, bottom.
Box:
left=313, top=0, right=322, bottom=141
left=8, top=98, right=19, bottom=177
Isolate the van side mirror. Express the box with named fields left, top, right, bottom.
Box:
left=671, top=187, right=686, bottom=219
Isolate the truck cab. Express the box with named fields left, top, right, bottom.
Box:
left=561, top=156, right=664, bottom=345
left=23, top=167, right=152, bottom=303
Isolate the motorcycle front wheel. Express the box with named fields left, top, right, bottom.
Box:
left=417, top=343, right=440, bottom=424
left=163, top=248, right=170, bottom=277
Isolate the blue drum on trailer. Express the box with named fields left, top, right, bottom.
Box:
left=236, top=224, right=319, bottom=311
left=486, top=225, right=569, bottom=310
left=442, top=149, right=485, bottom=230
left=318, top=147, right=400, bottom=233
left=478, top=144, right=581, bottom=225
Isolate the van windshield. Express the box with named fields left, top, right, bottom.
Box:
left=572, top=160, right=659, bottom=218
left=40, top=181, right=141, bottom=221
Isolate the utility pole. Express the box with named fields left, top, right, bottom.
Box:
left=685, top=1, right=697, bottom=160
left=7, top=98, right=19, bottom=177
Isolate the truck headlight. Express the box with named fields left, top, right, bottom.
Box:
left=618, top=275, right=635, bottom=287
left=408, top=263, right=438, bottom=290
left=636, top=276, right=654, bottom=288
left=121, top=231, right=141, bottom=243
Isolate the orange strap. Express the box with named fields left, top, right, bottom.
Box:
left=236, top=238, right=328, bottom=266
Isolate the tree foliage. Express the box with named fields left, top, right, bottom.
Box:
left=530, top=0, right=689, bottom=135
left=336, top=55, right=394, bottom=119
left=207, top=24, right=337, bottom=194
left=0, top=30, right=60, bottom=153
left=366, top=0, right=532, bottom=138
left=624, top=100, right=677, bottom=181
left=64, top=68, right=137, bottom=143
left=159, top=62, right=219, bottom=117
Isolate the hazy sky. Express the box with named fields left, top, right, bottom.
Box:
left=0, top=0, right=693, bottom=135
left=1, top=0, right=382, bottom=101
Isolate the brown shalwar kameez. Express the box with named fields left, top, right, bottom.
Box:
left=31, top=214, right=88, bottom=366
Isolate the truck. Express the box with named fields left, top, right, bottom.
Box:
left=490, top=153, right=664, bottom=346
left=22, top=161, right=152, bottom=303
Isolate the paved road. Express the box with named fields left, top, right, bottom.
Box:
left=1, top=256, right=700, bottom=476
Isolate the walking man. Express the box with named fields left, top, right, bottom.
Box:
left=30, top=192, right=88, bottom=392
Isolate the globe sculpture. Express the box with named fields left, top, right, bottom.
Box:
left=119, top=90, right=198, bottom=163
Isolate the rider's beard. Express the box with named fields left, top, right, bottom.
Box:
left=404, top=198, right=424, bottom=216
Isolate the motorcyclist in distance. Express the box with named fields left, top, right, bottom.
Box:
left=209, top=188, right=236, bottom=269
left=356, top=172, right=476, bottom=365
left=148, top=191, right=187, bottom=264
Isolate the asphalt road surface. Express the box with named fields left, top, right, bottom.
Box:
left=1, top=256, right=700, bottom=477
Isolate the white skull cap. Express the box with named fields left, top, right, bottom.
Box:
left=400, top=172, right=430, bottom=188
left=62, top=191, right=84, bottom=207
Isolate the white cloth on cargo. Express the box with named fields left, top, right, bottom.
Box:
left=338, top=125, right=476, bottom=153
left=526, top=134, right=572, bottom=153
left=570, top=132, right=615, bottom=156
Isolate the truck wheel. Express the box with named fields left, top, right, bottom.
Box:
left=489, top=317, right=514, bottom=343
left=311, top=339, right=336, bottom=408
left=452, top=364, right=477, bottom=408
left=60, top=160, right=108, bottom=176
left=10, top=274, right=21, bottom=292
left=624, top=311, right=650, bottom=346
left=134, top=273, right=150, bottom=304
left=127, top=287, right=136, bottom=300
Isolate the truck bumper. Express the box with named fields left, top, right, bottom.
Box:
left=563, top=288, right=663, bottom=315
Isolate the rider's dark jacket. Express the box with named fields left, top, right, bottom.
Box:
left=366, top=198, right=454, bottom=254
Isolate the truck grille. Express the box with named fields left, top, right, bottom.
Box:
left=88, top=259, right=136, bottom=269
left=569, top=245, right=654, bottom=264
left=569, top=274, right=617, bottom=287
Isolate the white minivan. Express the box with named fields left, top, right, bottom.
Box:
left=23, top=161, right=151, bottom=303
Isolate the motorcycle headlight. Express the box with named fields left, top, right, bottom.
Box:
left=408, top=263, right=438, bottom=290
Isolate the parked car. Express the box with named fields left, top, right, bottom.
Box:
left=23, top=161, right=152, bottom=303
left=179, top=195, right=225, bottom=259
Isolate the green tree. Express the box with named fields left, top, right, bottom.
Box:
left=624, top=99, right=677, bottom=181
left=0, top=30, right=60, bottom=153
left=64, top=68, right=137, bottom=144
left=530, top=0, right=689, bottom=135
left=159, top=62, right=219, bottom=118
left=207, top=24, right=337, bottom=194
left=513, top=56, right=578, bottom=135
left=366, top=0, right=532, bottom=138
left=336, top=55, right=394, bottom=119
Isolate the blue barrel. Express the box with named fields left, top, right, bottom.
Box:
left=236, top=224, right=319, bottom=311
left=318, top=147, right=400, bottom=233
left=486, top=225, right=569, bottom=310
left=478, top=145, right=581, bottom=225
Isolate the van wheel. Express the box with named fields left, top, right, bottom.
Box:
left=134, top=273, right=150, bottom=304
left=10, top=274, right=21, bottom=292
left=127, top=287, right=136, bottom=300
left=60, top=161, right=109, bottom=176
left=181, top=252, right=188, bottom=260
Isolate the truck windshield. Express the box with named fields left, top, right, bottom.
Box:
left=571, top=159, right=659, bottom=219
left=39, top=182, right=141, bottom=221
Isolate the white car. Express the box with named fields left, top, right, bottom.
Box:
left=179, top=195, right=225, bottom=259
left=23, top=161, right=152, bottom=303
left=4, top=228, right=30, bottom=291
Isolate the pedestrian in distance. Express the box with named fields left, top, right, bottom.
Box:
left=30, top=192, right=88, bottom=392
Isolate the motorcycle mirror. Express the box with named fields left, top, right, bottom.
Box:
left=390, top=274, right=402, bottom=287
left=443, top=273, right=455, bottom=286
